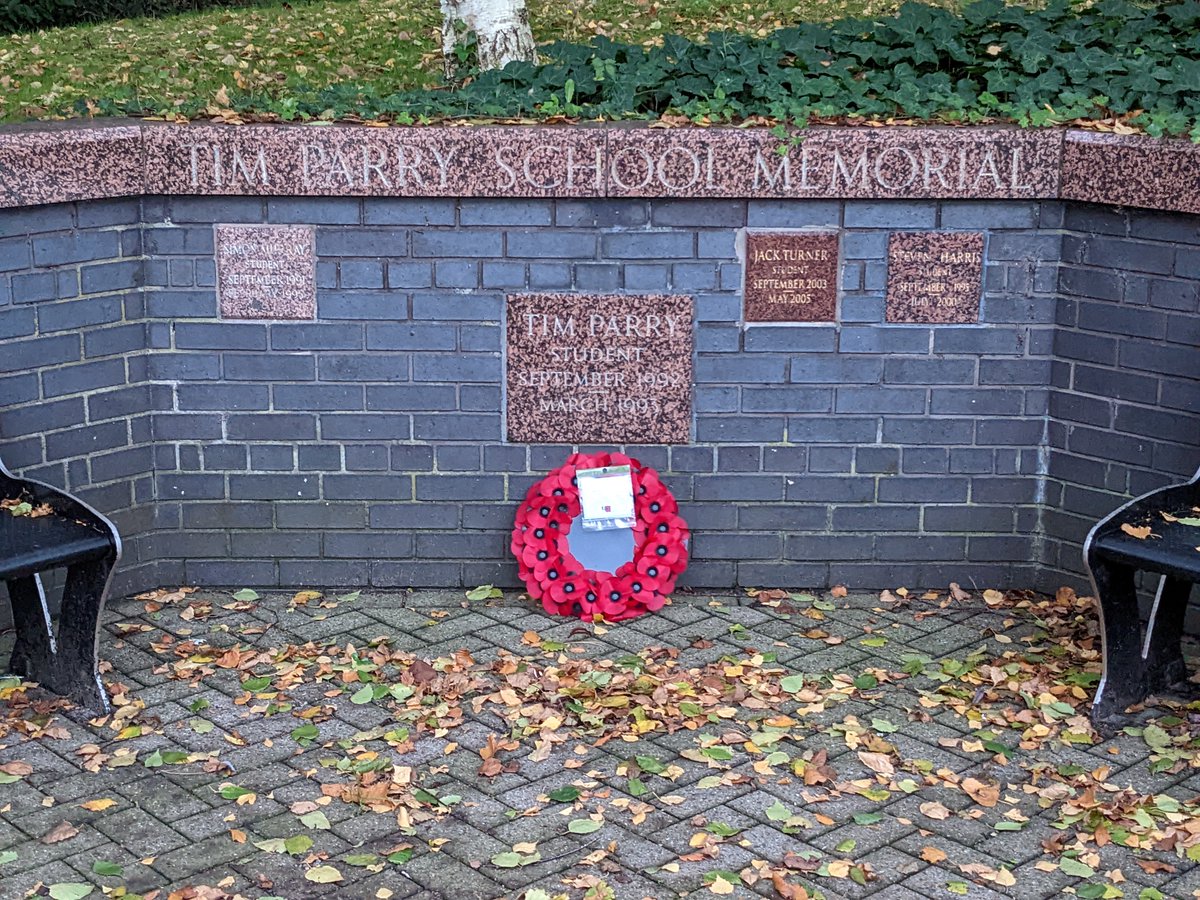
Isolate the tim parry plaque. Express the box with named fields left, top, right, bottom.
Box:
left=506, top=293, right=694, bottom=444
left=742, top=231, right=840, bottom=322
left=886, top=231, right=984, bottom=324
left=215, top=223, right=316, bottom=319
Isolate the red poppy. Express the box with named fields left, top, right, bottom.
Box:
left=511, top=453, right=688, bottom=623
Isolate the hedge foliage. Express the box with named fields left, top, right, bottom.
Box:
left=90, top=0, right=1200, bottom=138
left=1, top=0, right=286, bottom=34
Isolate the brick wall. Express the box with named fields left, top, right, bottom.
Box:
left=0, top=194, right=1194, bottom=598
left=1040, top=204, right=1200, bottom=591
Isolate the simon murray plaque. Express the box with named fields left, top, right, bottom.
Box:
left=506, top=293, right=694, bottom=444
left=886, top=232, right=984, bottom=324
left=743, top=231, right=839, bottom=322
left=216, top=223, right=316, bottom=319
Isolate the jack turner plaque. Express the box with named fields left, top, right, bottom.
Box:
left=743, top=231, right=840, bottom=322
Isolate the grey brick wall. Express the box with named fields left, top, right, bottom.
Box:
left=1040, top=205, right=1200, bottom=592
left=0, top=195, right=1195, bottom=599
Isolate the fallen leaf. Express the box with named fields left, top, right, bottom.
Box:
left=1121, top=523, right=1153, bottom=540
left=305, top=865, right=343, bottom=883
left=42, top=821, right=79, bottom=844
left=921, top=846, right=948, bottom=863
left=80, top=798, right=116, bottom=812
left=961, top=777, right=999, bottom=808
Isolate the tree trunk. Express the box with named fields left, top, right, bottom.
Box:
left=440, top=0, right=537, bottom=75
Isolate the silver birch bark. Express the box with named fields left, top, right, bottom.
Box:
left=440, top=0, right=537, bottom=74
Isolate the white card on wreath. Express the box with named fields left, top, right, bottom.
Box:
left=576, top=465, right=635, bottom=531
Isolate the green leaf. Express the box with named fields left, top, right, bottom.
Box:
left=568, top=818, right=603, bottom=834
left=871, top=718, right=898, bottom=734
left=853, top=812, right=883, bottom=825
left=390, top=684, right=414, bottom=702
left=627, top=777, right=648, bottom=797
left=634, top=755, right=666, bottom=774
left=299, top=810, right=331, bottom=830
left=343, top=853, right=380, bottom=866
left=706, top=822, right=740, bottom=837
left=1059, top=857, right=1096, bottom=878
left=491, top=851, right=524, bottom=868
left=701, top=746, right=733, bottom=761
left=1174, top=517, right=1200, bottom=526
left=465, top=584, right=502, bottom=601
left=765, top=799, right=791, bottom=821
left=190, top=718, right=214, bottom=735
left=92, top=861, right=123, bottom=877
left=243, top=675, right=272, bottom=692
left=947, top=882, right=969, bottom=895
left=0, top=850, right=16, bottom=866
left=549, top=785, right=581, bottom=803
left=48, top=886, right=92, bottom=900
left=860, top=636, right=888, bottom=648
left=189, top=698, right=210, bottom=713
left=304, top=865, right=342, bottom=884
left=994, top=821, right=1025, bottom=831
left=290, top=723, right=319, bottom=745
left=350, top=684, right=375, bottom=705
left=1142, top=724, right=1172, bottom=749
left=387, top=847, right=414, bottom=864
left=0, top=773, right=20, bottom=784
left=1139, top=888, right=1166, bottom=900
left=780, top=674, right=805, bottom=693
left=286, top=835, right=314, bottom=855
left=853, top=673, right=879, bottom=690
left=219, top=784, right=253, bottom=801
left=232, top=588, right=259, bottom=601
left=255, top=838, right=289, bottom=854
left=836, top=838, right=857, bottom=853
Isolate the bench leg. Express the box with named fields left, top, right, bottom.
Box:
left=5, top=574, right=56, bottom=683
left=1090, top=558, right=1149, bottom=724
left=1144, top=576, right=1193, bottom=695
left=54, top=557, right=113, bottom=711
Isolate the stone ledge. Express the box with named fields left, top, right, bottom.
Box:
left=0, top=120, right=1194, bottom=213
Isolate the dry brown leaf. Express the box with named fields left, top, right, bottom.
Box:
left=1120, top=523, right=1153, bottom=540
left=961, top=776, right=1000, bottom=808
left=0, top=761, right=33, bottom=777
left=857, top=751, right=894, bottom=777
left=771, top=872, right=809, bottom=899
left=921, top=846, right=948, bottom=863
left=42, top=820, right=79, bottom=844
left=919, top=801, right=951, bottom=820
left=80, top=798, right=116, bottom=812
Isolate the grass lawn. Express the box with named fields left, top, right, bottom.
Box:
left=0, top=0, right=955, bottom=122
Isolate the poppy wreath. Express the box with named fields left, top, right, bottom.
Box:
left=511, top=451, right=689, bottom=623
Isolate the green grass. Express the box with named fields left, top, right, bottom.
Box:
left=0, top=0, right=955, bottom=121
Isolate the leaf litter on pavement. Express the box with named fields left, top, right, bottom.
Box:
left=2, top=584, right=1200, bottom=898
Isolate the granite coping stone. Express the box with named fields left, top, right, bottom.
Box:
left=0, top=120, right=1191, bottom=212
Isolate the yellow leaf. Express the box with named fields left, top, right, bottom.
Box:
left=709, top=874, right=735, bottom=894
left=80, top=798, right=116, bottom=812
left=230, top=829, right=247, bottom=843
left=305, top=865, right=343, bottom=883
left=921, top=846, right=947, bottom=863
left=826, top=860, right=851, bottom=878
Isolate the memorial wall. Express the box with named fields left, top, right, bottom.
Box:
left=0, top=122, right=1196, bottom=599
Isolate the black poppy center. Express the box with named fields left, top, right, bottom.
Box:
left=609, top=590, right=621, bottom=601
left=656, top=545, right=668, bottom=556
left=537, top=550, right=548, bottom=560
left=534, top=528, right=545, bottom=539
left=650, top=501, right=661, bottom=513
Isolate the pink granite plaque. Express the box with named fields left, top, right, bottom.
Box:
left=743, top=231, right=839, bottom=322
left=216, top=224, right=316, bottom=319
left=886, top=232, right=984, bottom=324
left=506, top=293, right=694, bottom=444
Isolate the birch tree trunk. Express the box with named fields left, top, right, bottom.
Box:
left=440, top=0, right=537, bottom=75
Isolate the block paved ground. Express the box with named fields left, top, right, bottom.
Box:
left=0, top=586, right=1198, bottom=900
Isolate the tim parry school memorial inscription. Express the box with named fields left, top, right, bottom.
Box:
left=505, top=294, right=694, bottom=444
left=742, top=231, right=840, bottom=322
left=215, top=223, right=316, bottom=319
left=886, top=231, right=984, bottom=324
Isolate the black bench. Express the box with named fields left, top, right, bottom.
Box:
left=1084, top=464, right=1200, bottom=725
left=1, top=455, right=120, bottom=711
